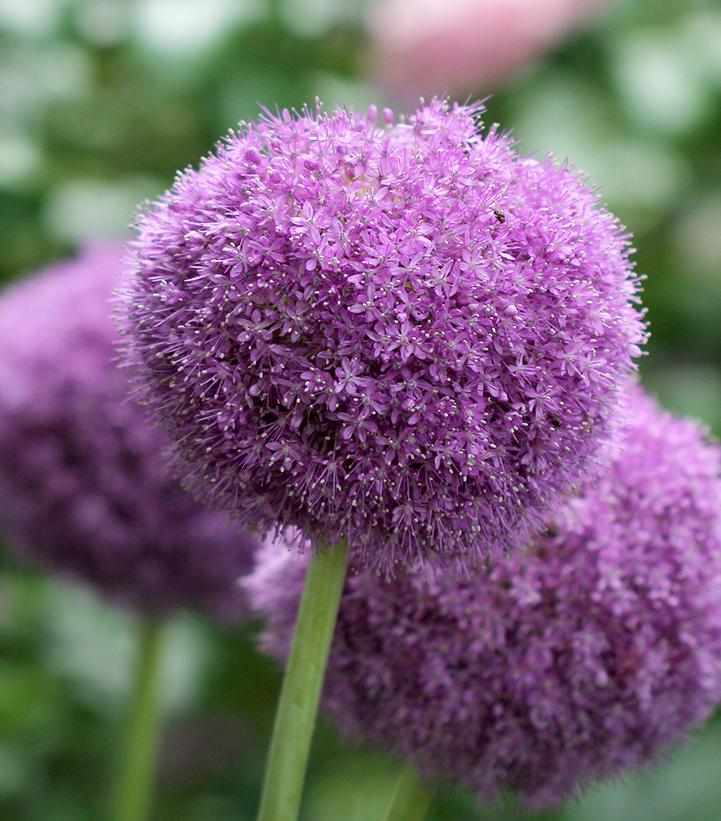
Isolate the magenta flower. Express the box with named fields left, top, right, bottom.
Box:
left=370, top=0, right=610, bottom=99
left=0, top=246, right=257, bottom=620
left=247, top=388, right=721, bottom=805
left=121, top=100, right=645, bottom=572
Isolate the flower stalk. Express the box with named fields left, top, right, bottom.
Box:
left=111, top=618, right=166, bottom=821
left=381, top=763, right=435, bottom=821
left=257, top=540, right=348, bottom=821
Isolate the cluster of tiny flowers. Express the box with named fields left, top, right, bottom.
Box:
left=247, top=388, right=721, bottom=805
left=0, top=246, right=257, bottom=619
left=122, top=99, right=645, bottom=572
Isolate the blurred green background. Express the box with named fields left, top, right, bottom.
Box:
left=1, top=0, right=721, bottom=818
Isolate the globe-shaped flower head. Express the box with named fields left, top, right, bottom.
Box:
left=248, top=388, right=721, bottom=805
left=0, top=246, right=257, bottom=620
left=121, top=100, right=646, bottom=571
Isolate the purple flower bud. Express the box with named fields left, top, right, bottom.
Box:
left=0, top=245, right=257, bottom=620
left=120, top=100, right=646, bottom=572
left=247, top=388, right=721, bottom=805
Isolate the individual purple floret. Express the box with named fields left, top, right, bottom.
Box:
left=0, top=245, right=257, bottom=620
left=248, top=388, right=721, bottom=806
left=121, top=99, right=646, bottom=572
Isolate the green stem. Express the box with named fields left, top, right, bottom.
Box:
left=381, top=762, right=435, bottom=821
left=256, top=540, right=349, bottom=821
left=111, top=618, right=166, bottom=821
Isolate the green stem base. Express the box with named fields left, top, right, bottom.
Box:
left=257, top=540, right=349, bottom=821
left=111, top=618, right=166, bottom=821
left=382, top=762, right=435, bottom=821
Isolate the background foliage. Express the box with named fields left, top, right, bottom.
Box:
left=1, top=0, right=720, bottom=818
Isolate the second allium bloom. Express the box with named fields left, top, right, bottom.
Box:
left=248, top=389, right=721, bottom=805
left=122, top=100, right=645, bottom=571
left=0, top=246, right=258, bottom=620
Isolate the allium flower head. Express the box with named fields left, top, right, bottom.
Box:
left=0, top=246, right=257, bottom=620
left=121, top=100, right=645, bottom=572
left=370, top=0, right=609, bottom=99
left=248, top=389, right=721, bottom=805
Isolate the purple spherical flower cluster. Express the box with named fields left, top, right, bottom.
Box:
left=247, top=388, right=721, bottom=805
left=0, top=245, right=257, bottom=620
left=121, top=99, right=645, bottom=571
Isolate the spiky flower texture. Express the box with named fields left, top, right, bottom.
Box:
left=122, top=100, right=645, bottom=571
left=0, top=246, right=257, bottom=619
left=248, top=390, right=721, bottom=805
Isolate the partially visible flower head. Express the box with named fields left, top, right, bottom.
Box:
left=0, top=245, right=257, bottom=620
left=370, top=0, right=609, bottom=99
left=248, top=388, right=721, bottom=806
left=121, top=99, right=645, bottom=572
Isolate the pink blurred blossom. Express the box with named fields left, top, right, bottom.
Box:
left=370, top=0, right=608, bottom=98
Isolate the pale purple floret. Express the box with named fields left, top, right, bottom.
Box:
left=248, top=389, right=721, bottom=805
left=0, top=246, right=257, bottom=619
left=121, top=99, right=646, bottom=572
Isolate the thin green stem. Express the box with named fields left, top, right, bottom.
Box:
left=381, top=762, right=435, bottom=821
left=111, top=618, right=166, bottom=821
left=256, top=540, right=349, bottom=821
